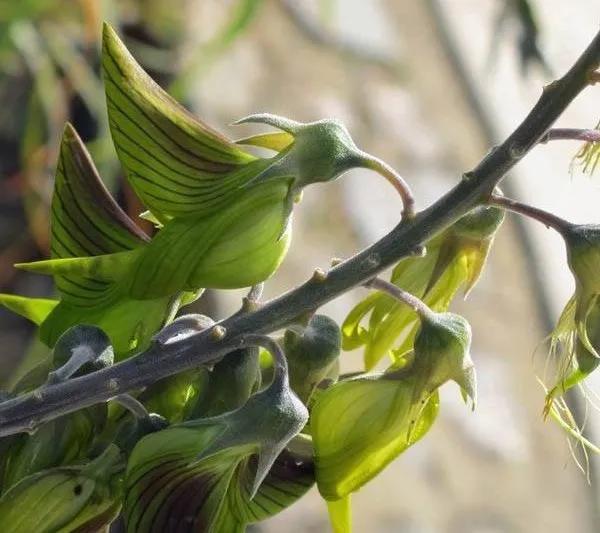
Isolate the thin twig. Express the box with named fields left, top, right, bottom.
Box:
left=359, top=153, right=416, bottom=219
left=241, top=334, right=288, bottom=389
left=112, top=394, right=150, bottom=420
left=540, top=128, right=600, bottom=144
left=489, top=193, right=573, bottom=234
left=365, top=277, right=434, bottom=321
left=0, top=29, right=598, bottom=437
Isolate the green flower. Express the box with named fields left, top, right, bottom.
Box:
left=312, top=311, right=475, bottom=502
left=283, top=314, right=341, bottom=404
left=546, top=224, right=600, bottom=410
left=3, top=326, right=111, bottom=489
left=0, top=445, right=122, bottom=533
left=573, top=121, right=600, bottom=174
left=123, top=340, right=309, bottom=531
left=343, top=205, right=503, bottom=370
left=1, top=23, right=412, bottom=361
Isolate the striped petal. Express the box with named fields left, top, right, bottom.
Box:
left=102, top=23, right=262, bottom=221
left=51, top=123, right=147, bottom=307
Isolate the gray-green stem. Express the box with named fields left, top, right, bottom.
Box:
left=366, top=277, right=434, bottom=321
left=489, top=193, right=573, bottom=234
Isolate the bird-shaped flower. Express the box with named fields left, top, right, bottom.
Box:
left=545, top=224, right=600, bottom=412
left=311, top=298, right=475, bottom=530
left=343, top=205, right=503, bottom=370
left=0, top=23, right=413, bottom=360
left=123, top=336, right=311, bottom=532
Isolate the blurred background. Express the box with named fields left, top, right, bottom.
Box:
left=0, top=0, right=599, bottom=531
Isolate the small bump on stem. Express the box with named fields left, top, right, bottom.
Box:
left=210, top=325, right=227, bottom=341
left=32, top=390, right=44, bottom=402
left=312, top=268, right=328, bottom=282
left=362, top=252, right=381, bottom=270
left=240, top=283, right=265, bottom=313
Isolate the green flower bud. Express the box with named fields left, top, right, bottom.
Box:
left=191, top=347, right=261, bottom=418
left=0, top=445, right=122, bottom=533
left=563, top=225, right=600, bottom=350
left=113, top=413, right=169, bottom=455
left=3, top=326, right=111, bottom=489
left=343, top=205, right=503, bottom=370
left=3, top=407, right=106, bottom=490
left=51, top=324, right=114, bottom=380
left=412, top=312, right=476, bottom=406
left=123, top=341, right=308, bottom=530
left=546, top=297, right=600, bottom=412
left=312, top=311, right=474, bottom=502
left=545, top=224, right=600, bottom=412
left=235, top=115, right=366, bottom=188
left=284, top=315, right=341, bottom=403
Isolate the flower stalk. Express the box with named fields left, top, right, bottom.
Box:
left=489, top=193, right=573, bottom=234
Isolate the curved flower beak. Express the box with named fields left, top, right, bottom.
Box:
left=233, top=114, right=415, bottom=217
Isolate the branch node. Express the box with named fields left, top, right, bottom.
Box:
left=411, top=245, right=427, bottom=257
left=363, top=252, right=381, bottom=270
left=32, top=390, right=44, bottom=402
left=107, top=378, right=120, bottom=392
left=311, top=268, right=328, bottom=282
left=330, top=257, right=343, bottom=267
left=210, top=325, right=227, bottom=341
left=241, top=297, right=261, bottom=313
